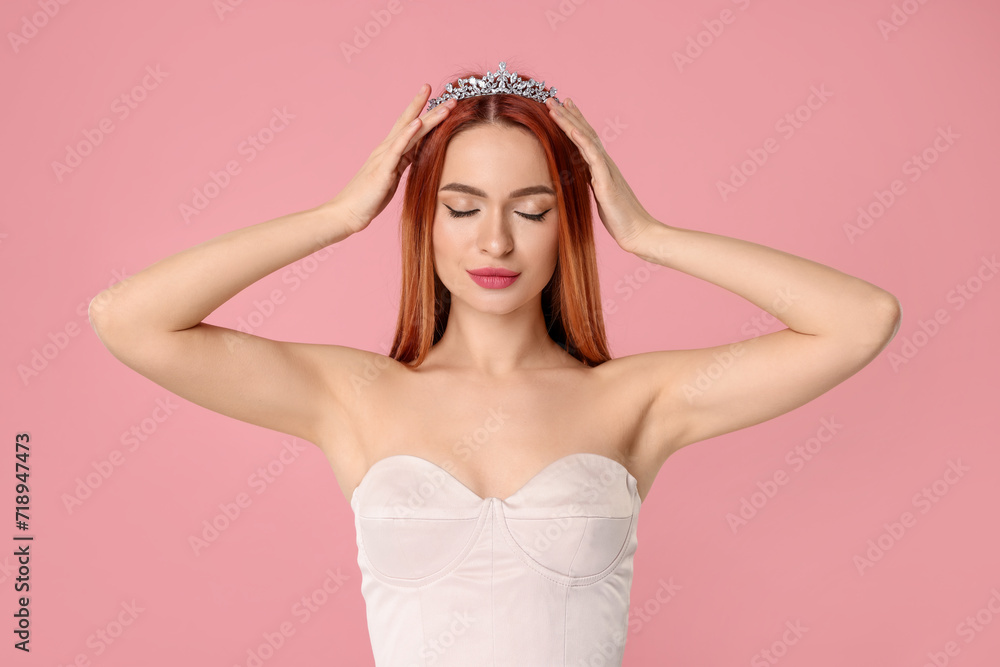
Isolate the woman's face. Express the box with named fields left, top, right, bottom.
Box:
left=432, top=124, right=560, bottom=314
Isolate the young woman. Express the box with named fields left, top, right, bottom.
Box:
left=89, top=61, right=901, bottom=666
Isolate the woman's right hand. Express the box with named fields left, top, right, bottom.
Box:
left=331, top=83, right=457, bottom=235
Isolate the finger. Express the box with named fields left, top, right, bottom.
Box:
left=408, top=98, right=454, bottom=139
left=546, top=98, right=588, bottom=143
left=580, top=144, right=619, bottom=203
left=396, top=98, right=455, bottom=155
left=556, top=115, right=614, bottom=187
left=392, top=83, right=432, bottom=130
left=385, top=88, right=440, bottom=148
left=572, top=125, right=604, bottom=167
left=558, top=99, right=603, bottom=147
left=561, top=98, right=589, bottom=123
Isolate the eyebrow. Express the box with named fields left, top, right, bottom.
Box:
left=438, top=182, right=556, bottom=199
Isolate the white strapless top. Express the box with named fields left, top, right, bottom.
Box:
left=349, top=451, right=642, bottom=666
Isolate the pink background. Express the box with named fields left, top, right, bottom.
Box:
left=3, top=0, right=999, bottom=665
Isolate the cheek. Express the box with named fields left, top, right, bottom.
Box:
left=431, top=218, right=462, bottom=272
left=542, top=223, right=560, bottom=264
left=431, top=218, right=447, bottom=256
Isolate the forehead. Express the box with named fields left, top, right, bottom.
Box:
left=439, top=124, right=551, bottom=192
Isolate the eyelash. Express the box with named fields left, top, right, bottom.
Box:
left=444, top=206, right=551, bottom=222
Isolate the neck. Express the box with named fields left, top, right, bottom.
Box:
left=426, top=295, right=573, bottom=376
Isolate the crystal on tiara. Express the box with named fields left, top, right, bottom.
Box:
left=426, top=61, right=560, bottom=111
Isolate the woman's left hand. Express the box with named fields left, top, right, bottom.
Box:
left=545, top=97, right=657, bottom=252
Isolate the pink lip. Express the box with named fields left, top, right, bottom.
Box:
left=467, top=267, right=520, bottom=277
left=467, top=269, right=520, bottom=289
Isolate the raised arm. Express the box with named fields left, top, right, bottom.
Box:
left=619, top=222, right=901, bottom=458
left=87, top=200, right=371, bottom=447
left=88, top=82, right=458, bottom=452
left=542, top=95, right=901, bottom=465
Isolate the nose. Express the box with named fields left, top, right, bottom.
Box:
left=477, top=209, right=514, bottom=255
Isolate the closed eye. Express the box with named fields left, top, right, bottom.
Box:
left=444, top=204, right=551, bottom=222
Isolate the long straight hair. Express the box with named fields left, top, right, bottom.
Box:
left=389, top=62, right=612, bottom=368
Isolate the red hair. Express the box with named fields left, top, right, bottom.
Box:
left=389, top=61, right=612, bottom=368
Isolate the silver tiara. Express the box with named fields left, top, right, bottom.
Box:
left=426, top=61, right=560, bottom=111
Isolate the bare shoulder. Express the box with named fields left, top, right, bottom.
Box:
left=304, top=343, right=409, bottom=463
left=594, top=322, right=888, bottom=479
left=594, top=349, right=692, bottom=473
